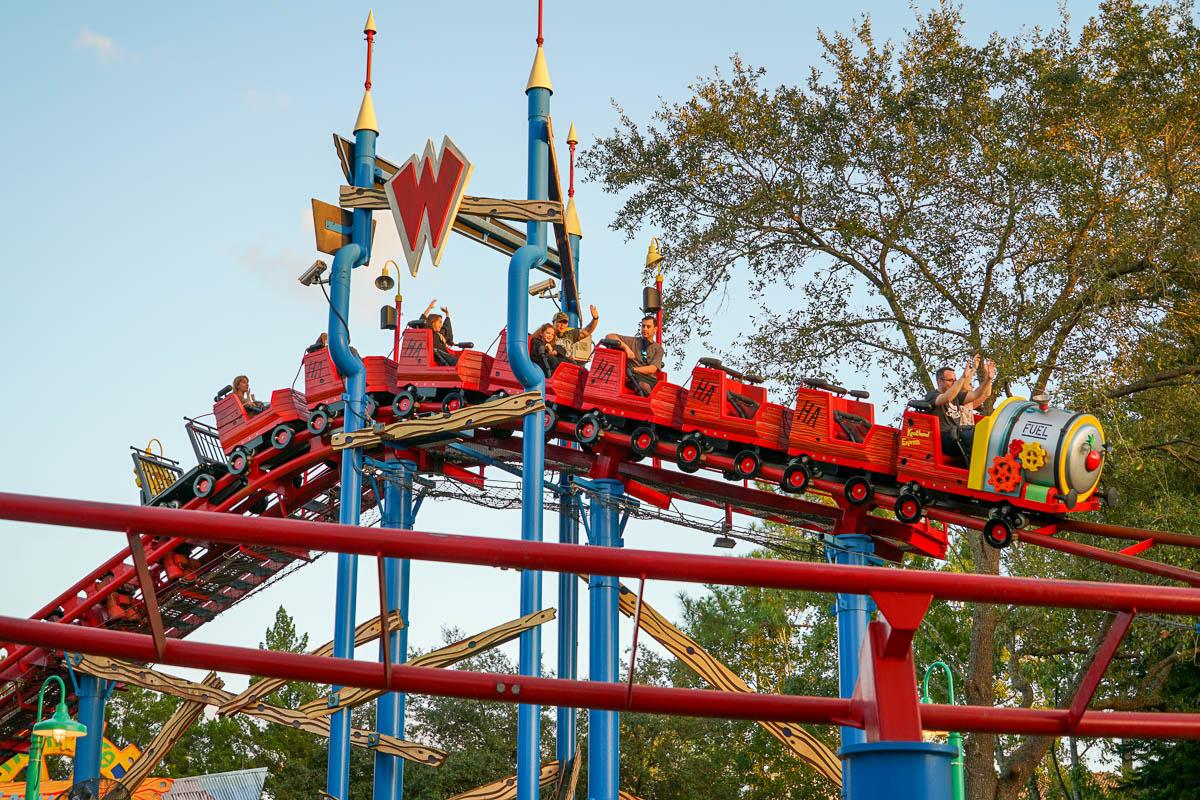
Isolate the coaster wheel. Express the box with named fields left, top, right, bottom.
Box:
left=575, top=412, right=603, bottom=446
left=676, top=434, right=705, bottom=473
left=442, top=390, right=467, bottom=413
left=392, top=389, right=416, bottom=419
left=894, top=491, right=924, bottom=524
left=983, top=517, right=1014, bottom=549
left=780, top=458, right=811, bottom=494
left=629, top=425, right=657, bottom=458
left=307, top=407, right=330, bottom=435
left=543, top=404, right=558, bottom=438
left=270, top=424, right=294, bottom=450
left=843, top=475, right=873, bottom=506
left=228, top=447, right=251, bottom=476
left=733, top=449, right=761, bottom=480
left=192, top=473, right=216, bottom=499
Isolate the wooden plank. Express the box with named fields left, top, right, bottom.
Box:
left=74, top=654, right=445, bottom=766
left=546, top=117, right=581, bottom=317
left=119, top=671, right=223, bottom=789
left=299, top=608, right=557, bottom=718
left=312, top=198, right=377, bottom=257
left=618, top=793, right=644, bottom=800
left=591, top=579, right=843, bottom=786
left=446, top=761, right=561, bottom=800
left=555, top=754, right=582, bottom=800
left=333, top=390, right=545, bottom=451
left=217, top=609, right=403, bottom=715
left=339, top=186, right=561, bottom=223
left=453, top=214, right=562, bottom=274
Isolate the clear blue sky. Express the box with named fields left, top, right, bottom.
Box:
left=0, top=1, right=1101, bottom=688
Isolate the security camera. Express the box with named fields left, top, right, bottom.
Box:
left=529, top=277, right=557, bottom=297
left=299, top=259, right=328, bottom=287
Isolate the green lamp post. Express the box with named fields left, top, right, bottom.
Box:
left=921, top=661, right=965, bottom=800
left=26, top=675, right=88, bottom=800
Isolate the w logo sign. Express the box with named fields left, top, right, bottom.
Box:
left=384, top=136, right=474, bottom=276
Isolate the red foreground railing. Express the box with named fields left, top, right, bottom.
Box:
left=2, top=491, right=1200, bottom=740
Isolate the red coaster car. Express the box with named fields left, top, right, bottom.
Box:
left=782, top=378, right=899, bottom=499
left=393, top=326, right=492, bottom=417
left=677, top=358, right=790, bottom=478
left=212, top=389, right=310, bottom=476
left=302, top=347, right=398, bottom=436
left=573, top=341, right=683, bottom=455
left=488, top=330, right=588, bottom=437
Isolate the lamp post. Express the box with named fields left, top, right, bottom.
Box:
left=921, top=661, right=965, bottom=800
left=375, top=260, right=402, bottom=361
left=26, top=675, right=87, bottom=800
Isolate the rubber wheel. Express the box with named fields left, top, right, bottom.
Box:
left=676, top=435, right=704, bottom=473
left=733, top=449, right=761, bottom=480
left=983, top=518, right=1014, bottom=549
left=895, top=492, right=924, bottom=524
left=780, top=459, right=811, bottom=494
left=229, top=447, right=251, bottom=476
left=442, top=391, right=466, bottom=413
left=543, top=404, right=558, bottom=438
left=576, top=413, right=602, bottom=445
left=192, top=473, right=216, bottom=499
left=392, top=390, right=416, bottom=419
left=630, top=426, right=657, bottom=458
left=844, top=475, right=873, bottom=506
left=307, top=407, right=329, bottom=435
left=271, top=424, right=294, bottom=450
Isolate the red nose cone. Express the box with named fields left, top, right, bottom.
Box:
left=1085, top=450, right=1103, bottom=472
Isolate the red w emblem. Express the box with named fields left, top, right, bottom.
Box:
left=384, top=136, right=474, bottom=275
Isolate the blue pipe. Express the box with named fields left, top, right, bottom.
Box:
left=326, top=123, right=375, bottom=800
left=555, top=478, right=579, bottom=769
left=587, top=479, right=623, bottom=800
left=373, top=461, right=413, bottom=800
left=828, top=532, right=875, bottom=796
left=73, top=674, right=110, bottom=783
left=513, top=80, right=550, bottom=800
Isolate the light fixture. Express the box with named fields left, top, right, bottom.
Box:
left=713, top=535, right=736, bottom=549
left=25, top=674, right=87, bottom=800
left=375, top=262, right=395, bottom=292
left=33, top=700, right=87, bottom=744
left=645, top=236, right=663, bottom=270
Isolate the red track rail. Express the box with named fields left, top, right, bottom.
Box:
left=4, top=491, right=1200, bottom=740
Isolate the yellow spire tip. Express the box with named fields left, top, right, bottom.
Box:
left=566, top=122, right=578, bottom=146
left=364, top=10, right=376, bottom=34
left=526, top=45, right=553, bottom=94
left=354, top=90, right=379, bottom=134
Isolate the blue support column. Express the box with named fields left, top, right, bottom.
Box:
left=586, top=479, right=622, bottom=800
left=373, top=460, right=414, bottom=800
left=73, top=674, right=111, bottom=783
left=326, top=114, right=376, bottom=800
left=509, top=58, right=551, bottom=800
left=827, top=533, right=874, bottom=760
left=555, top=478, right=579, bottom=769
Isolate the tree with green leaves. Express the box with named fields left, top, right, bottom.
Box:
left=582, top=2, right=1200, bottom=797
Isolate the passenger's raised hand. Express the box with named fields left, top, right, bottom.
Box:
left=984, top=359, right=997, bottom=380
left=589, top=304, right=599, bottom=320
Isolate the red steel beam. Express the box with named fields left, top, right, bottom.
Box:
left=5, top=492, right=1200, bottom=616
left=1018, top=530, right=1200, bottom=587
left=1067, top=610, right=1135, bottom=731
left=4, top=614, right=1200, bottom=740
left=1057, top=519, right=1200, bottom=550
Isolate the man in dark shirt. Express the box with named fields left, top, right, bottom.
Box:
left=924, top=355, right=995, bottom=461
left=604, top=315, right=664, bottom=396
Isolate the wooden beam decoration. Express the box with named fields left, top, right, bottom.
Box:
left=333, top=390, right=545, bottom=451
left=446, top=760, right=561, bottom=800
left=299, top=608, right=557, bottom=718
left=119, top=671, right=223, bottom=790
left=333, top=133, right=565, bottom=276
left=73, top=654, right=445, bottom=767
left=602, top=580, right=843, bottom=786
left=545, top=117, right=581, bottom=318
left=339, top=186, right=562, bottom=223
left=618, top=793, right=644, bottom=800
left=312, top=198, right=377, bottom=257
left=554, top=754, right=581, bottom=800
left=217, top=609, right=403, bottom=716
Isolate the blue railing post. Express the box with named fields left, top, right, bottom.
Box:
left=373, top=460, right=414, bottom=800
left=828, top=533, right=874, bottom=761
left=326, top=95, right=377, bottom=800
left=555, top=478, right=579, bottom=769
left=587, top=479, right=623, bottom=800
left=73, top=673, right=111, bottom=783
